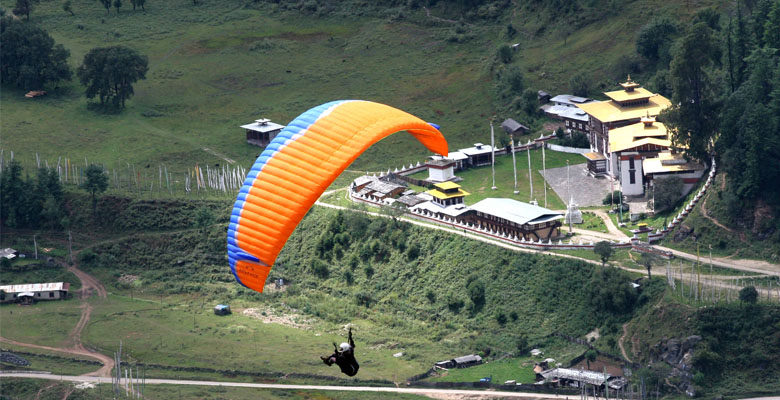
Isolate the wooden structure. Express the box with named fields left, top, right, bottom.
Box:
left=500, top=118, right=529, bottom=136
left=583, top=152, right=607, bottom=175
left=241, top=118, right=285, bottom=147
left=461, top=198, right=563, bottom=241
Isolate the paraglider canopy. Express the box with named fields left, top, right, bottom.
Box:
left=227, top=100, right=448, bottom=293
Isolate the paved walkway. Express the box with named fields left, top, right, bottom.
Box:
left=0, top=373, right=564, bottom=399
left=542, top=163, right=612, bottom=206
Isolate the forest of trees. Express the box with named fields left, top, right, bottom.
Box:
left=652, top=1, right=780, bottom=233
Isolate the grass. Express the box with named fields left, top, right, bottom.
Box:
left=427, top=357, right=536, bottom=384
left=580, top=211, right=608, bottom=233
left=1, top=0, right=496, bottom=176
left=408, top=146, right=570, bottom=209
left=0, top=299, right=82, bottom=348
left=79, top=294, right=431, bottom=382
left=0, top=351, right=101, bottom=375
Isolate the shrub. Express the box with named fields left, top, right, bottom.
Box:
left=602, top=191, right=623, bottom=205
left=495, top=310, right=508, bottom=325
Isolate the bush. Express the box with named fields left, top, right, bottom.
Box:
left=495, top=310, right=508, bottom=325
left=602, top=191, right=623, bottom=205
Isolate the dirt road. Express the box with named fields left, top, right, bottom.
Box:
left=0, top=254, right=114, bottom=377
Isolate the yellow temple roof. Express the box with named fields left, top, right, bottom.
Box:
left=433, top=181, right=462, bottom=191
left=609, top=120, right=671, bottom=153
left=426, top=187, right=470, bottom=200
left=604, top=87, right=656, bottom=102
left=576, top=95, right=671, bottom=123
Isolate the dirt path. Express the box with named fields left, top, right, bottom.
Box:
left=617, top=322, right=632, bottom=363
left=1, top=254, right=114, bottom=377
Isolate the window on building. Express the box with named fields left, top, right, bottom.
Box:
left=565, top=121, right=570, bottom=127
left=629, top=170, right=636, bottom=184
left=50, top=292, right=55, bottom=298
left=629, top=158, right=635, bottom=169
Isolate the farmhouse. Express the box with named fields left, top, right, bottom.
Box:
left=435, top=354, right=483, bottom=369
left=241, top=118, right=285, bottom=147
left=0, top=282, right=70, bottom=304
left=500, top=118, right=530, bottom=136
left=461, top=198, right=563, bottom=241
left=576, top=77, right=671, bottom=175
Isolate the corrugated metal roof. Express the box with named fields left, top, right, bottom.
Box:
left=541, top=368, right=610, bottom=385
left=413, top=201, right=471, bottom=217
left=459, top=144, right=493, bottom=156
left=240, top=119, right=286, bottom=133
left=454, top=354, right=482, bottom=364
left=470, top=198, right=563, bottom=226
left=366, top=180, right=405, bottom=195
left=544, top=105, right=590, bottom=122
left=501, top=118, right=529, bottom=134
left=550, top=94, right=595, bottom=106
left=0, top=282, right=69, bottom=293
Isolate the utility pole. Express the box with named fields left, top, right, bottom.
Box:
left=527, top=141, right=533, bottom=202
left=490, top=119, right=497, bottom=190
left=68, top=231, right=73, bottom=264
left=33, top=235, right=38, bottom=259
left=566, top=160, right=573, bottom=234
left=542, top=141, right=547, bottom=207
left=511, top=133, right=518, bottom=194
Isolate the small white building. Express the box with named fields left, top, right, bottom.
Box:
left=241, top=118, right=285, bottom=147
left=0, top=282, right=70, bottom=304
left=426, top=158, right=456, bottom=182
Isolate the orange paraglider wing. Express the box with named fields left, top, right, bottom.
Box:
left=227, top=100, right=448, bottom=292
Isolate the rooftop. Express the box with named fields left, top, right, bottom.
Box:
left=0, top=282, right=70, bottom=293
left=500, top=118, right=529, bottom=135
left=426, top=185, right=470, bottom=200
left=550, top=94, right=595, bottom=105
left=604, top=86, right=656, bottom=103
left=609, top=120, right=671, bottom=153
left=470, top=198, right=563, bottom=226
left=413, top=201, right=471, bottom=217
left=459, top=143, right=494, bottom=156
left=366, top=180, right=406, bottom=195
left=576, top=95, right=671, bottom=123
left=643, top=151, right=706, bottom=174
left=240, top=119, right=286, bottom=133
left=543, top=104, right=590, bottom=122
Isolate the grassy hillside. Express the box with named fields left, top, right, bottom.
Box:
left=0, top=193, right=654, bottom=380
left=0, top=0, right=728, bottom=175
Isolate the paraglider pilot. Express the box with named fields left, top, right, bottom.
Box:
left=321, top=327, right=359, bottom=376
